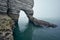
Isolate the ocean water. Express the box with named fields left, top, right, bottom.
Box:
left=13, top=17, right=60, bottom=40
left=13, top=0, right=60, bottom=40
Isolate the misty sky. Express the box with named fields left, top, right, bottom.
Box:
left=19, top=0, right=60, bottom=19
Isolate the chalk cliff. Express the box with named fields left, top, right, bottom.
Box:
left=0, top=0, right=57, bottom=40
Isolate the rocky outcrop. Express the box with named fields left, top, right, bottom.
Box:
left=29, top=16, right=57, bottom=27
left=0, top=14, right=14, bottom=40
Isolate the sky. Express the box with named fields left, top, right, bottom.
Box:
left=19, top=0, right=60, bottom=19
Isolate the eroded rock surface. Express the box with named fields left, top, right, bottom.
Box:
left=0, top=14, right=14, bottom=40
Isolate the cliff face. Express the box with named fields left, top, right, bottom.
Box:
left=0, top=14, right=14, bottom=40
left=0, top=0, right=57, bottom=40
left=0, top=0, right=34, bottom=40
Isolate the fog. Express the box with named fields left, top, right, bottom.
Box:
left=19, top=0, right=60, bottom=20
